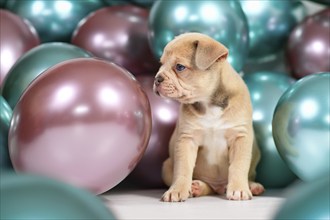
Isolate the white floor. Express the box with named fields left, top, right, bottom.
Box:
left=102, top=189, right=286, bottom=220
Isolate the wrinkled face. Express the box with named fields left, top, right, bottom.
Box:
left=153, top=33, right=228, bottom=104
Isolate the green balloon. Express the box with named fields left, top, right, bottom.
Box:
left=0, top=172, right=116, bottom=219
left=273, top=73, right=330, bottom=182
left=308, top=0, right=330, bottom=5
left=103, top=0, right=130, bottom=6
left=244, top=72, right=297, bottom=188
left=240, top=0, right=306, bottom=60
left=130, top=0, right=156, bottom=7
left=0, top=96, right=12, bottom=169
left=1, top=42, right=91, bottom=109
left=149, top=0, right=249, bottom=72
left=0, top=96, right=11, bottom=127
left=0, top=0, right=6, bottom=8
left=274, top=177, right=330, bottom=219
left=5, top=0, right=105, bottom=42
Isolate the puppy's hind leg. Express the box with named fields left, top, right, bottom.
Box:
left=162, top=158, right=173, bottom=187
left=248, top=139, right=265, bottom=196
left=191, top=180, right=214, bottom=197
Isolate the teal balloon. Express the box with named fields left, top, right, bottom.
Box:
left=0, top=96, right=12, bottom=169
left=1, top=42, right=92, bottom=109
left=0, top=172, right=116, bottom=219
left=0, top=96, right=11, bottom=127
left=6, top=0, right=105, bottom=42
left=308, top=0, right=330, bottom=5
left=244, top=72, right=297, bottom=188
left=274, top=177, right=330, bottom=219
left=149, top=0, right=249, bottom=72
left=103, top=0, right=130, bottom=6
left=273, top=73, right=330, bottom=181
left=240, top=0, right=306, bottom=60
left=0, top=0, right=6, bottom=8
left=130, top=0, right=156, bottom=7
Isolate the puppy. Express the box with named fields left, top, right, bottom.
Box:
left=153, top=33, right=264, bottom=202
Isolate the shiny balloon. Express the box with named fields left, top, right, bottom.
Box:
left=0, top=0, right=6, bottom=8
left=1, top=42, right=92, bottom=109
left=8, top=58, right=152, bottom=195
left=72, top=5, right=159, bottom=76
left=6, top=0, right=105, bottom=42
left=307, top=0, right=330, bottom=5
left=239, top=0, right=306, bottom=61
left=127, top=76, right=179, bottom=188
left=244, top=71, right=297, bottom=188
left=130, top=0, right=156, bottom=8
left=286, top=9, right=330, bottom=79
left=0, top=9, right=40, bottom=86
left=0, top=96, right=11, bottom=128
left=273, top=73, right=330, bottom=182
left=148, top=0, right=249, bottom=72
left=274, top=177, right=329, bottom=219
left=0, top=96, right=12, bottom=169
left=0, top=172, right=116, bottom=219
left=102, top=0, right=130, bottom=6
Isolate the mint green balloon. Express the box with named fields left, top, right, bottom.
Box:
left=244, top=72, right=297, bottom=188
left=1, top=42, right=91, bottom=109
left=149, top=0, right=249, bottom=72
left=274, top=177, right=329, bottom=219
left=0, top=172, right=116, bottom=219
left=240, top=0, right=306, bottom=60
left=273, top=73, right=330, bottom=181
left=6, top=0, right=105, bottom=42
left=0, top=96, right=12, bottom=169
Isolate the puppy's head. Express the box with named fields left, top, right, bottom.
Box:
left=153, top=33, right=228, bottom=104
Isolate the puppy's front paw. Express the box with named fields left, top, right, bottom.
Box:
left=161, top=185, right=191, bottom=202
left=226, top=184, right=252, bottom=200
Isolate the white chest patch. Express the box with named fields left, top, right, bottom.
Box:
left=197, top=106, right=230, bottom=165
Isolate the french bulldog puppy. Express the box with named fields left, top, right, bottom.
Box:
left=153, top=33, right=264, bottom=202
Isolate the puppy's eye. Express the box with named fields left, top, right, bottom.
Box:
left=175, top=64, right=186, bottom=72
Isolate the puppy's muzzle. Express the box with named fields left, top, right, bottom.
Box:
left=154, top=75, right=164, bottom=87
left=153, top=75, right=164, bottom=96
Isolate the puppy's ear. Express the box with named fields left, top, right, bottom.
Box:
left=194, top=39, right=228, bottom=70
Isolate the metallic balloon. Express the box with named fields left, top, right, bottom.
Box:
left=0, top=0, right=6, bottom=8
left=0, top=9, right=40, bottom=86
left=273, top=73, right=330, bottom=182
left=286, top=9, right=330, bottom=79
left=240, top=0, right=306, bottom=61
left=0, top=96, right=12, bottom=169
left=307, top=0, right=330, bottom=5
left=130, top=0, right=156, bottom=8
left=1, top=42, right=92, bottom=109
left=127, top=76, right=179, bottom=188
left=102, top=0, right=130, bottom=6
left=244, top=71, right=297, bottom=188
left=0, top=172, right=116, bottom=219
left=274, top=177, right=330, bottom=219
left=148, top=0, right=249, bottom=72
left=0, top=96, right=11, bottom=127
left=8, top=58, right=152, bottom=195
left=72, top=5, right=159, bottom=76
left=5, top=0, right=105, bottom=42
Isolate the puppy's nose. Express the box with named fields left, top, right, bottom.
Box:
left=154, top=75, right=164, bottom=86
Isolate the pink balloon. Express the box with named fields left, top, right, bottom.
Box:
left=286, top=9, right=330, bottom=79
left=0, top=9, right=40, bottom=85
left=9, top=58, right=151, bottom=195
left=126, top=76, right=179, bottom=188
left=72, top=5, right=159, bottom=76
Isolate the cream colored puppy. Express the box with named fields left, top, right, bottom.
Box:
left=153, top=33, right=264, bottom=202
